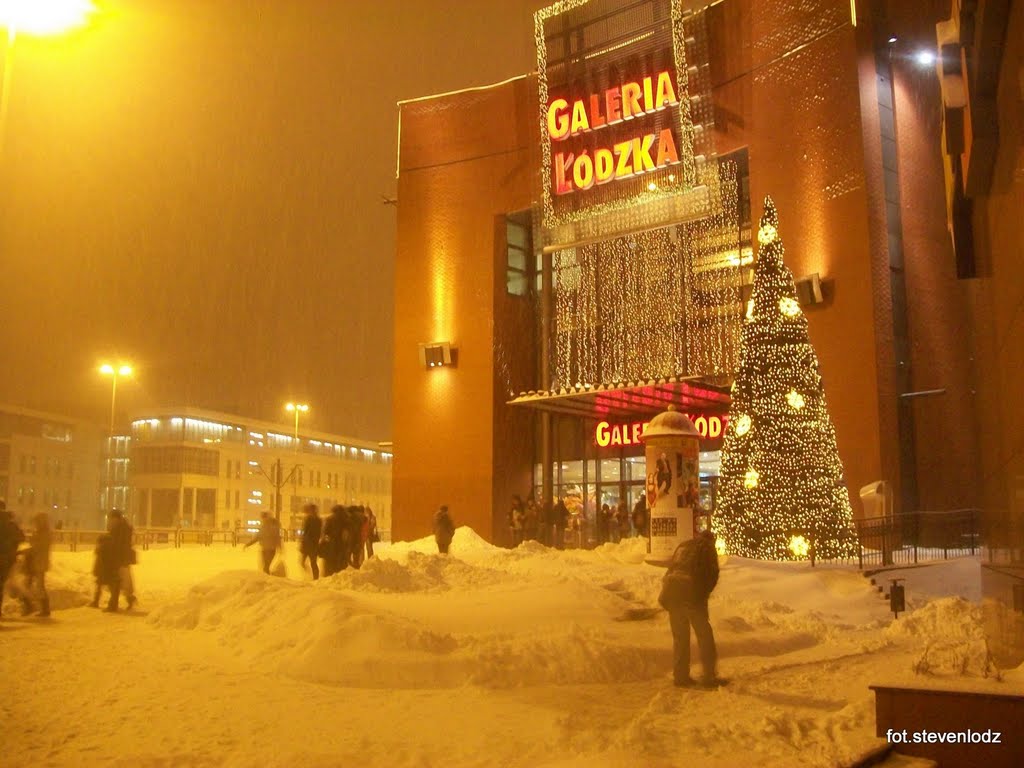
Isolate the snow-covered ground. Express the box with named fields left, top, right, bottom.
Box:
left=1, top=530, right=1018, bottom=768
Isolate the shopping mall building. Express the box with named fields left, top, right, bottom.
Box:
left=391, top=0, right=1022, bottom=655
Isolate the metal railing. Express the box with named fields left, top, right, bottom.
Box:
left=854, top=509, right=980, bottom=570
left=52, top=526, right=279, bottom=551
left=732, top=509, right=981, bottom=569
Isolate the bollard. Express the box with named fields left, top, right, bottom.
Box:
left=890, top=578, right=906, bottom=619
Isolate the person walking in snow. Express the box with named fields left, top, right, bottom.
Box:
left=659, top=528, right=724, bottom=689
left=509, top=496, right=524, bottom=547
left=364, top=506, right=378, bottom=560
left=299, top=503, right=322, bottom=580
left=553, top=498, right=569, bottom=550
left=0, top=502, right=25, bottom=617
left=25, top=512, right=52, bottom=617
left=350, top=506, right=368, bottom=569
left=433, top=505, right=454, bottom=555
left=320, top=504, right=348, bottom=576
left=632, top=493, right=648, bottom=538
left=244, top=512, right=282, bottom=575
left=89, top=533, right=117, bottom=609
left=105, top=509, right=136, bottom=611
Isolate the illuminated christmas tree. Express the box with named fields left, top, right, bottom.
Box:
left=713, top=197, right=857, bottom=561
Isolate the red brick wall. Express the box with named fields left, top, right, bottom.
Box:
left=393, top=77, right=537, bottom=542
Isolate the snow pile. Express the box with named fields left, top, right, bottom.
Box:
left=885, top=597, right=996, bottom=679
left=147, top=532, right=669, bottom=690
left=7, top=530, right=1018, bottom=768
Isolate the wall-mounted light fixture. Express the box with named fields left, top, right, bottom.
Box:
left=419, top=341, right=456, bottom=369
left=795, top=273, right=825, bottom=306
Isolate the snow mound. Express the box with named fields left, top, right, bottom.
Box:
left=886, top=597, right=984, bottom=642
left=148, top=568, right=667, bottom=689
left=382, top=526, right=498, bottom=559
left=885, top=597, right=1000, bottom=679
left=322, top=550, right=510, bottom=593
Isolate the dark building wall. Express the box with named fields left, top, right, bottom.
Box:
left=492, top=212, right=541, bottom=546
left=967, top=0, right=1024, bottom=664
left=883, top=0, right=982, bottom=512
left=393, top=77, right=537, bottom=542
left=854, top=6, right=905, bottom=517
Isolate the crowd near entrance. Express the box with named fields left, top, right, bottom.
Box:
left=515, top=412, right=723, bottom=550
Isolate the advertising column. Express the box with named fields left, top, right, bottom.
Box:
left=641, top=405, right=701, bottom=564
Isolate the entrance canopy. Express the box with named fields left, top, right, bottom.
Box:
left=507, top=377, right=731, bottom=420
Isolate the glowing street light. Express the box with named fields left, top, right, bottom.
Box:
left=0, top=1, right=96, bottom=158
left=0, top=0, right=95, bottom=37
left=99, top=363, right=132, bottom=437
left=285, top=402, right=309, bottom=451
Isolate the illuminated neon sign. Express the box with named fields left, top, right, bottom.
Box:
left=595, top=415, right=727, bottom=447
left=547, top=70, right=681, bottom=195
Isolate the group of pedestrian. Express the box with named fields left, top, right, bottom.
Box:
left=90, top=509, right=137, bottom=612
left=0, top=501, right=52, bottom=618
left=250, top=503, right=379, bottom=580
left=596, top=494, right=648, bottom=544
left=507, top=496, right=571, bottom=549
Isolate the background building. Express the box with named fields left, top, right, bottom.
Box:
left=0, top=404, right=104, bottom=528
left=128, top=408, right=393, bottom=536
left=391, top=0, right=990, bottom=549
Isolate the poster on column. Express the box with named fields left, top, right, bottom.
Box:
left=645, top=437, right=700, bottom=561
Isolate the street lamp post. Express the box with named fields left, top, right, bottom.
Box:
left=285, top=402, right=309, bottom=453
left=283, top=402, right=308, bottom=525
left=99, top=363, right=132, bottom=437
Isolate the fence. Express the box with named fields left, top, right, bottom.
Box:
left=53, top=526, right=273, bottom=551
left=854, top=509, right=980, bottom=570
left=735, top=509, right=981, bottom=569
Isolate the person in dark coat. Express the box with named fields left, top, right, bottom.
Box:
left=244, top=512, right=281, bottom=575
left=105, top=509, right=136, bottom=611
left=0, top=503, right=25, bottom=617
left=554, top=498, right=569, bottom=550
left=299, top=503, right=322, bottom=580
left=659, top=529, right=724, bottom=688
left=433, top=505, right=454, bottom=555
left=320, top=505, right=348, bottom=576
left=632, top=493, right=648, bottom=538
left=89, top=533, right=118, bottom=608
left=364, top=507, right=378, bottom=560
left=349, top=506, right=368, bottom=569
left=26, top=512, right=52, bottom=617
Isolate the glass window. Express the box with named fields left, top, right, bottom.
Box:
left=505, top=213, right=532, bottom=296
left=506, top=270, right=529, bottom=296
left=506, top=220, right=528, bottom=249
